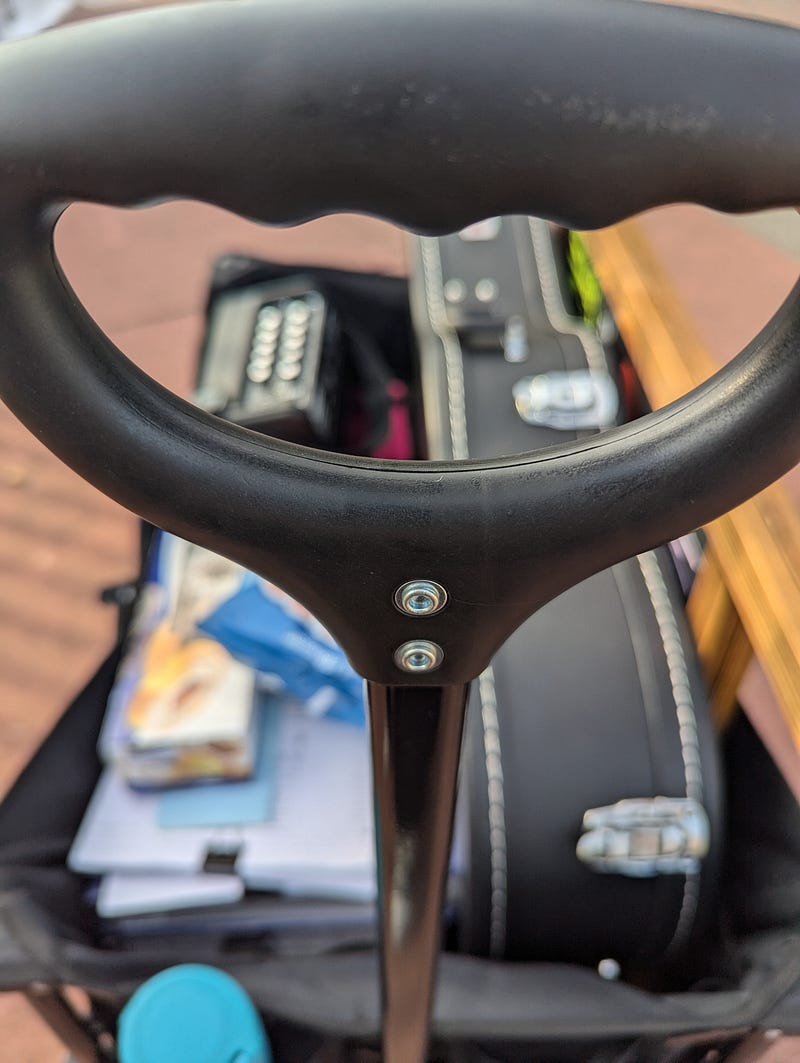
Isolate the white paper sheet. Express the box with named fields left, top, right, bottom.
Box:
left=96, top=873, right=244, bottom=918
left=70, top=707, right=375, bottom=900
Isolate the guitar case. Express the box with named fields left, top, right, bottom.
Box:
left=409, top=216, right=723, bottom=970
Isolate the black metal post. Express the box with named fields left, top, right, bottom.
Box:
left=367, top=681, right=469, bottom=1063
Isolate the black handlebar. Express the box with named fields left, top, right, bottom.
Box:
left=2, top=0, right=799, bottom=230
left=0, top=0, right=799, bottom=686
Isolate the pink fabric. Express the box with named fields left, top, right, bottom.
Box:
left=371, top=380, right=414, bottom=460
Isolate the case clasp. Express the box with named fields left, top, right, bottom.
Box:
left=576, top=797, right=710, bottom=877
left=512, top=369, right=619, bottom=431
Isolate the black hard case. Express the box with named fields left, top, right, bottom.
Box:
left=408, top=216, right=722, bottom=967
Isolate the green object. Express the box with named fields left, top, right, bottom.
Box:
left=567, top=232, right=604, bottom=328
left=118, top=964, right=272, bottom=1063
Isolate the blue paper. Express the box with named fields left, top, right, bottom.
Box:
left=198, top=576, right=365, bottom=727
left=158, top=699, right=281, bottom=829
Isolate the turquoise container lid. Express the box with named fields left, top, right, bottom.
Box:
left=118, top=964, right=272, bottom=1063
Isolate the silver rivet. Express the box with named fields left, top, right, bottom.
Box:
left=597, top=958, right=621, bottom=981
left=247, top=365, right=271, bottom=383
left=285, top=301, right=311, bottom=324
left=284, top=322, right=308, bottom=340
left=280, top=332, right=306, bottom=351
left=443, top=278, right=467, bottom=304
left=475, top=277, right=499, bottom=303
left=253, top=340, right=276, bottom=358
left=255, top=318, right=281, bottom=335
left=394, top=640, right=444, bottom=673
left=277, top=362, right=302, bottom=381
left=258, top=306, right=282, bottom=325
left=394, top=580, right=448, bottom=617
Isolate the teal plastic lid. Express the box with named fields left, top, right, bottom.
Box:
left=118, top=964, right=272, bottom=1063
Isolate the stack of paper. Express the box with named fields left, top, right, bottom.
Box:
left=71, top=696, right=375, bottom=917
left=75, top=530, right=375, bottom=920
left=99, top=535, right=259, bottom=789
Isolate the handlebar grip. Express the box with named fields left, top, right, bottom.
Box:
left=1, top=0, right=800, bottom=686
left=1, top=211, right=800, bottom=685
left=1, top=0, right=799, bottom=231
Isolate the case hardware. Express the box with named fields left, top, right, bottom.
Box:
left=512, top=369, right=619, bottom=431
left=576, top=797, right=710, bottom=877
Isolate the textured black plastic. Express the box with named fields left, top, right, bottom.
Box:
left=0, top=1, right=799, bottom=684
left=2, top=0, right=800, bottom=229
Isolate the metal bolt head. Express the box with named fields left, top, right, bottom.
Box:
left=443, top=278, right=467, bottom=304
left=475, top=277, right=499, bottom=303
left=597, top=958, right=621, bottom=981
left=394, top=580, right=448, bottom=617
left=394, top=640, right=444, bottom=673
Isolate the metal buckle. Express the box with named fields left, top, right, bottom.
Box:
left=512, top=369, right=619, bottom=430
left=576, top=797, right=710, bottom=877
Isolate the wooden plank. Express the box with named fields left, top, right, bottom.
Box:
left=687, top=553, right=752, bottom=729
left=585, top=221, right=800, bottom=748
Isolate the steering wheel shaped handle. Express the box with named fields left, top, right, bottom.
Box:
left=2, top=7, right=800, bottom=1062
left=1, top=0, right=800, bottom=687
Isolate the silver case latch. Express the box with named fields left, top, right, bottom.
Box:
left=512, top=369, right=619, bottom=431
left=576, top=797, right=710, bottom=877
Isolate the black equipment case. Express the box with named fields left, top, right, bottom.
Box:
left=408, top=216, right=722, bottom=969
